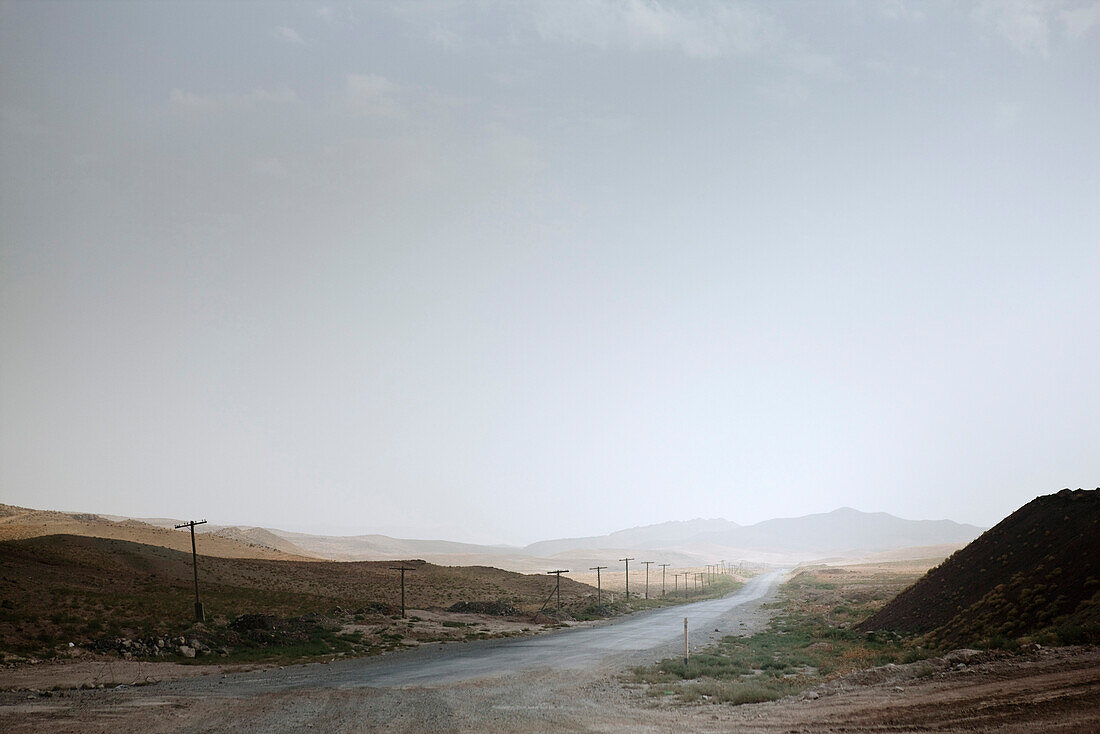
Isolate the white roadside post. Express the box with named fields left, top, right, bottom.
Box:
left=683, top=617, right=689, bottom=665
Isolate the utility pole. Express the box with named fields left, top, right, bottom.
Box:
left=619, top=558, right=634, bottom=599
left=659, top=563, right=669, bottom=596
left=590, top=566, right=608, bottom=605
left=389, top=566, right=415, bottom=618
left=174, top=519, right=207, bottom=621
left=673, top=573, right=680, bottom=593
left=641, top=561, right=654, bottom=600
left=548, top=570, right=569, bottom=610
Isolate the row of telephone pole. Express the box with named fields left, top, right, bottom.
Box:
left=583, top=557, right=741, bottom=604
left=173, top=518, right=746, bottom=621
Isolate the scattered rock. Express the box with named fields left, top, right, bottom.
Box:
left=178, top=645, right=196, bottom=658
left=229, top=614, right=279, bottom=632
left=944, top=649, right=983, bottom=664
left=447, top=600, right=520, bottom=616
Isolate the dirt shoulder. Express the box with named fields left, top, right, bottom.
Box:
left=2, top=646, right=1096, bottom=733
left=718, top=644, right=1100, bottom=733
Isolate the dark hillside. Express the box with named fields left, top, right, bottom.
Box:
left=0, top=534, right=594, bottom=658
left=857, top=488, right=1100, bottom=647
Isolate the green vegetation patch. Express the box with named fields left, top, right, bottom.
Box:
left=628, top=567, right=934, bottom=706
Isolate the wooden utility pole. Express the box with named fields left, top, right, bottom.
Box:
left=673, top=573, right=680, bottom=593
left=641, top=561, right=654, bottom=600
left=174, top=519, right=207, bottom=621
left=590, top=566, right=608, bottom=605
left=683, top=617, right=689, bottom=665
left=390, top=566, right=415, bottom=617
left=619, top=558, right=634, bottom=599
left=548, top=570, right=569, bottom=609
left=659, top=563, right=669, bottom=596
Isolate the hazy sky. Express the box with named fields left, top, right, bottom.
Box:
left=2, top=1, right=1098, bottom=544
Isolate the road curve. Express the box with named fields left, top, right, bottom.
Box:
left=203, top=570, right=786, bottom=693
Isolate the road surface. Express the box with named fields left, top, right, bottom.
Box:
left=0, top=571, right=788, bottom=733
left=211, top=569, right=786, bottom=692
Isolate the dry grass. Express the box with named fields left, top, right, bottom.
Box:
left=628, top=561, right=940, bottom=705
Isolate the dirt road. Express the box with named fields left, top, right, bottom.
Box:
left=195, top=570, right=784, bottom=692
left=4, top=569, right=1096, bottom=733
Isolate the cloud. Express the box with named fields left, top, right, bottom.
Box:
left=972, top=0, right=1051, bottom=57
left=532, top=0, right=776, bottom=58
left=273, top=25, right=305, bottom=44
left=346, top=74, right=404, bottom=117
left=1061, top=1, right=1100, bottom=39
left=168, top=86, right=299, bottom=115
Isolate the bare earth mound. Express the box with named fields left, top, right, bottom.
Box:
left=858, top=487, right=1100, bottom=647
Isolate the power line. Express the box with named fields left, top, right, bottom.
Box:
left=619, top=558, right=634, bottom=599
left=174, top=519, right=207, bottom=621
left=548, top=570, right=569, bottom=610
left=389, top=566, right=415, bottom=618
left=589, top=566, right=608, bottom=605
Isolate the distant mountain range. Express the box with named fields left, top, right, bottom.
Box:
left=690, top=507, right=982, bottom=553
left=5, top=503, right=985, bottom=571
left=523, top=518, right=740, bottom=556
left=194, top=508, right=985, bottom=567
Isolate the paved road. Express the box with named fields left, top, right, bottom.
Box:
left=191, top=570, right=786, bottom=693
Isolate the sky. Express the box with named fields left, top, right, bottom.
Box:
left=1, top=1, right=1098, bottom=545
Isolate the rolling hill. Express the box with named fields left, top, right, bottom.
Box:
left=0, top=504, right=313, bottom=561
left=0, top=533, right=597, bottom=660
left=2, top=502, right=983, bottom=570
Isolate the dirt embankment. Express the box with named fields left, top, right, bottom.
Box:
left=858, top=487, right=1100, bottom=647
